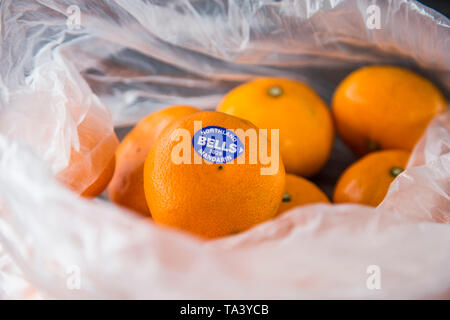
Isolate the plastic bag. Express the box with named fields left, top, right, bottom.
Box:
left=0, top=0, right=449, bottom=299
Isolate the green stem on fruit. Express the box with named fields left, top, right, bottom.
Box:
left=282, top=192, right=291, bottom=202
left=367, top=139, right=379, bottom=152
left=390, top=166, right=404, bottom=178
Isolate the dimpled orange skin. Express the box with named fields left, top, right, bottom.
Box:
left=276, top=174, right=329, bottom=216
left=217, top=77, right=334, bottom=177
left=144, top=111, right=286, bottom=239
left=333, top=150, right=410, bottom=207
left=332, top=66, right=447, bottom=155
left=108, top=106, right=199, bottom=216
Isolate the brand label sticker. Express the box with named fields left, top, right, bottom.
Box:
left=192, top=126, right=244, bottom=164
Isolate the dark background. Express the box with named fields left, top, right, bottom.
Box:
left=418, top=0, right=449, bottom=17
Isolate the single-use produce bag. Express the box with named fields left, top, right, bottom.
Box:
left=0, top=0, right=449, bottom=299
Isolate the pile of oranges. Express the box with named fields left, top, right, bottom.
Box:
left=70, top=65, right=447, bottom=239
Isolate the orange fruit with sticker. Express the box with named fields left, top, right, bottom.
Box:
left=143, top=111, right=285, bottom=238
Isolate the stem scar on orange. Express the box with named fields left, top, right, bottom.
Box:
left=143, top=111, right=286, bottom=239
left=333, top=149, right=410, bottom=207
left=108, top=105, right=199, bottom=216
left=217, top=77, right=334, bottom=177
left=332, top=65, right=447, bottom=155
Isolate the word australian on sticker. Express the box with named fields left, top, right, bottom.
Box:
left=192, top=126, right=244, bottom=164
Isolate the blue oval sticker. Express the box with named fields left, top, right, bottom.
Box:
left=192, top=126, right=244, bottom=164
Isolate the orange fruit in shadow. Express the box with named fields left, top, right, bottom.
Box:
left=217, top=77, right=334, bottom=177
left=332, top=65, right=447, bottom=155
left=333, top=150, right=410, bottom=207
left=56, top=108, right=119, bottom=197
left=144, top=111, right=285, bottom=239
left=108, top=105, right=199, bottom=216
left=277, top=174, right=329, bottom=216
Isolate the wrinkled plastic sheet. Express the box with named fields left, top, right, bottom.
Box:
left=0, top=0, right=449, bottom=299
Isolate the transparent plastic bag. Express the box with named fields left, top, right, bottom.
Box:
left=0, top=0, right=449, bottom=299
